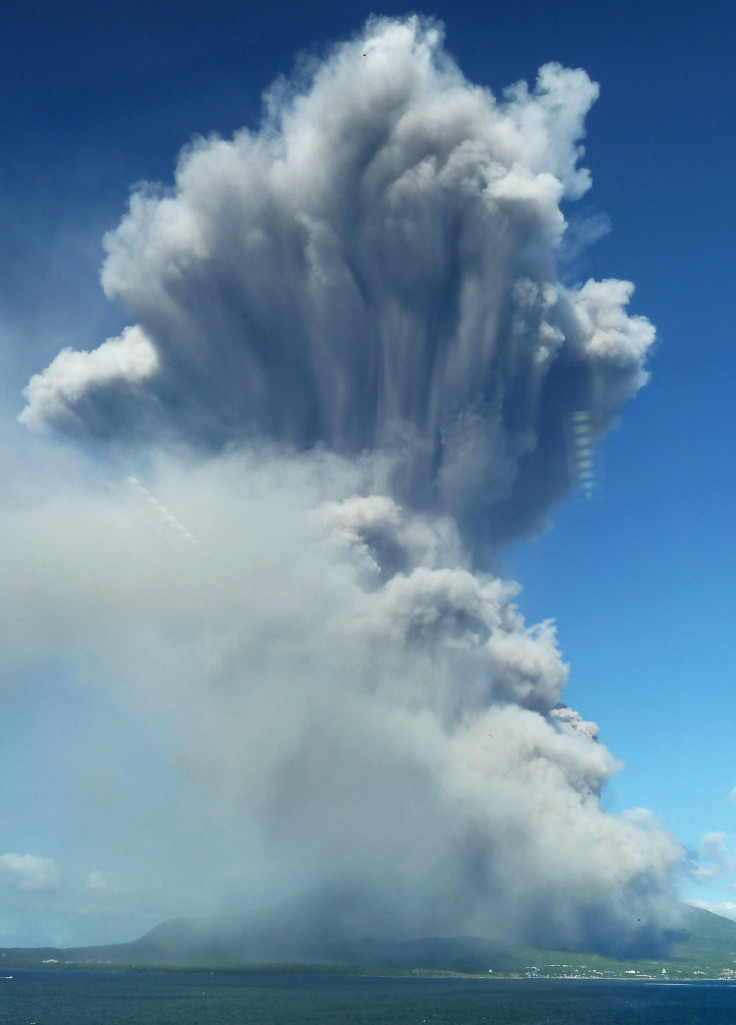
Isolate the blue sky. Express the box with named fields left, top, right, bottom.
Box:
left=2, top=0, right=735, bottom=947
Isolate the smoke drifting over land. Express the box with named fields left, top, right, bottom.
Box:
left=10, top=17, right=682, bottom=954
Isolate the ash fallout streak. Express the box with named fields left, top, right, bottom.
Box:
left=16, top=16, right=682, bottom=954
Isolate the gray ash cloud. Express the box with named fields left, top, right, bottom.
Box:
left=21, top=17, right=652, bottom=546
left=11, top=17, right=683, bottom=954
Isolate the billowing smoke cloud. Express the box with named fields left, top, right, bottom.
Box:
left=10, top=17, right=683, bottom=954
left=0, top=454, right=682, bottom=952
left=21, top=16, right=653, bottom=545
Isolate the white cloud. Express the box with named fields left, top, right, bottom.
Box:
left=85, top=870, right=121, bottom=892
left=685, top=831, right=736, bottom=883
left=0, top=854, right=61, bottom=892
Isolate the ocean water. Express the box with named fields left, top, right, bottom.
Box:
left=1, top=971, right=735, bottom=1025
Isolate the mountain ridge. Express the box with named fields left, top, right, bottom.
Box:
left=2, top=902, right=736, bottom=979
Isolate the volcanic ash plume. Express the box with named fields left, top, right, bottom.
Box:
left=13, top=17, right=682, bottom=953
left=21, top=16, right=653, bottom=546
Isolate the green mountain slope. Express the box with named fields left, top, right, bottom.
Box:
left=2, top=903, right=736, bottom=979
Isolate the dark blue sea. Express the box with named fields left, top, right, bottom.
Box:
left=1, top=971, right=735, bottom=1025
